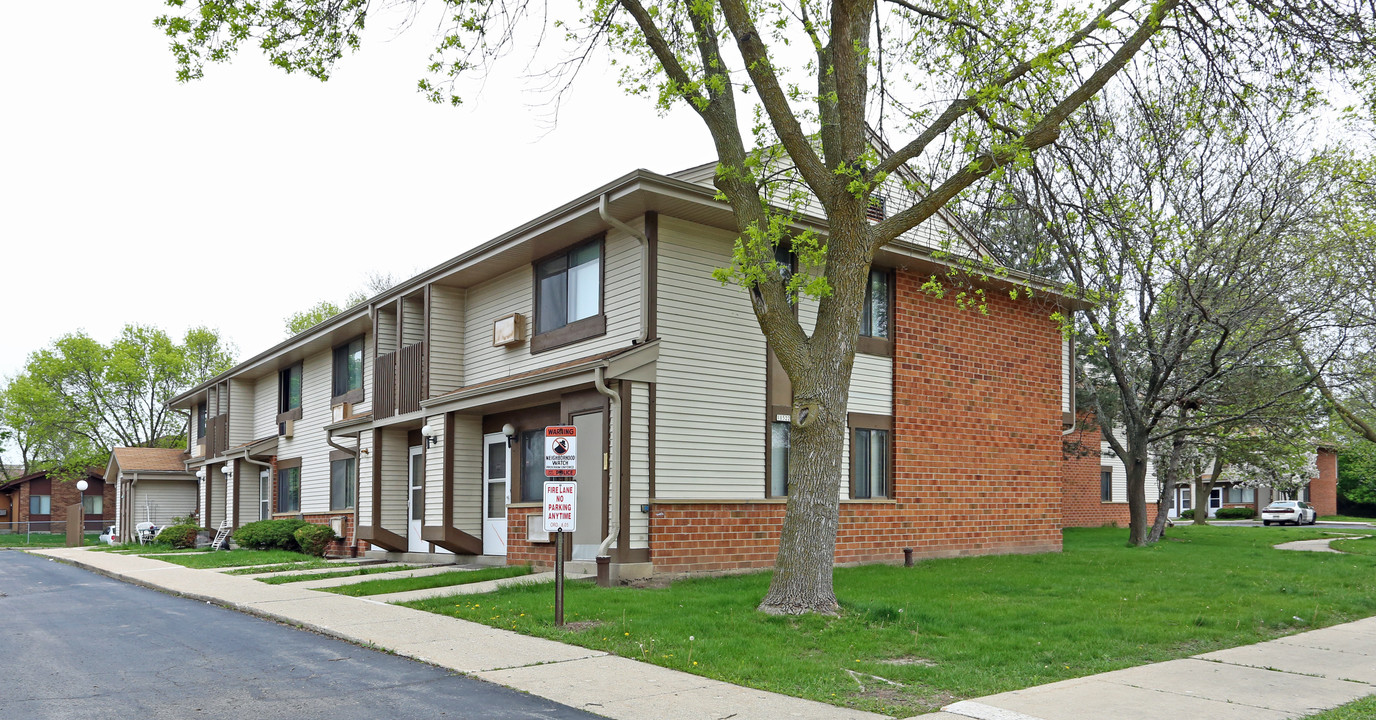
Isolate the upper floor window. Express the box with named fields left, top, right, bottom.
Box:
left=332, top=337, right=364, bottom=403
left=532, top=238, right=605, bottom=352
left=196, top=403, right=207, bottom=439
left=279, top=364, right=303, bottom=416
left=857, top=269, right=892, bottom=356
left=862, top=270, right=889, bottom=338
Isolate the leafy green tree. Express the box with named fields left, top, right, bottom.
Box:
left=283, top=272, right=398, bottom=336
left=1337, top=440, right=1376, bottom=509
left=1, top=325, right=237, bottom=472
left=154, top=0, right=1376, bottom=613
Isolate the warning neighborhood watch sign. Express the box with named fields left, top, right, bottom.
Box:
left=544, top=425, right=577, bottom=477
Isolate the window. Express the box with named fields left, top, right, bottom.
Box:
left=277, top=466, right=300, bottom=513
left=82, top=494, right=103, bottom=515
left=332, top=337, right=364, bottom=401
left=520, top=429, right=545, bottom=503
left=770, top=421, right=790, bottom=497
left=533, top=239, right=604, bottom=351
left=330, top=457, right=355, bottom=510
left=861, top=270, right=889, bottom=339
left=196, top=403, right=207, bottom=440
left=279, top=364, right=302, bottom=417
left=1226, top=486, right=1256, bottom=504
left=29, top=494, right=51, bottom=515
left=1100, top=468, right=1114, bottom=502
left=852, top=427, right=890, bottom=499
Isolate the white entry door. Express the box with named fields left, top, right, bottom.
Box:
left=482, top=433, right=509, bottom=555
left=408, top=445, right=427, bottom=552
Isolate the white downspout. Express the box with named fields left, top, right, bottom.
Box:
left=594, top=365, right=621, bottom=558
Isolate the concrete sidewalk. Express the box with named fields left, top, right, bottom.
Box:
left=30, top=547, right=1376, bottom=720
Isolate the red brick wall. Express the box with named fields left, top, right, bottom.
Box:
left=645, top=276, right=1066, bottom=575
left=508, top=506, right=559, bottom=568
left=1312, top=448, right=1338, bottom=517
left=299, top=513, right=360, bottom=557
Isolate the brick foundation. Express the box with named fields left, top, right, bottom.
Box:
left=299, top=513, right=359, bottom=557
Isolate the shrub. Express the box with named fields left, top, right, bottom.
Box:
left=155, top=523, right=200, bottom=549
left=1179, top=509, right=1195, bottom=520
left=233, top=518, right=308, bottom=551
left=1215, top=507, right=1257, bottom=520
left=294, top=523, right=337, bottom=557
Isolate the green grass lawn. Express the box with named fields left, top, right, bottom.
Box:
left=401, top=526, right=1376, bottom=717
left=1319, top=515, right=1376, bottom=524
left=1330, top=535, right=1376, bottom=556
left=1303, top=695, right=1376, bottom=719
left=145, top=549, right=328, bottom=569
left=324, top=566, right=532, bottom=596
left=251, top=564, right=424, bottom=584
left=0, top=533, right=99, bottom=547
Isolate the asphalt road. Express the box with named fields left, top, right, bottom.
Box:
left=0, top=551, right=603, bottom=720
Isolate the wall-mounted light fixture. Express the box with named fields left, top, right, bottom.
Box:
left=502, top=423, right=516, bottom=448
left=194, top=468, right=207, bottom=480
left=221, top=464, right=233, bottom=477
left=420, top=424, right=439, bottom=448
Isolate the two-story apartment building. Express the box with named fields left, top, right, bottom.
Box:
left=163, top=163, right=1079, bottom=580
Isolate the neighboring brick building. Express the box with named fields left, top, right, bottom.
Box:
left=0, top=468, right=113, bottom=532
left=1060, top=414, right=1161, bottom=528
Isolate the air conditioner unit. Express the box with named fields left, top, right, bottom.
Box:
left=526, top=514, right=550, bottom=543
left=329, top=516, right=345, bottom=537
left=195, top=443, right=206, bottom=457
left=279, top=420, right=295, bottom=438
left=331, top=402, right=352, bottom=423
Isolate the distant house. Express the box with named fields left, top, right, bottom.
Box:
left=0, top=468, right=112, bottom=533
left=106, top=448, right=197, bottom=540
left=1167, top=446, right=1339, bottom=519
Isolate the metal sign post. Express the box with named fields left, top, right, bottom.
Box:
left=544, top=471, right=577, bottom=627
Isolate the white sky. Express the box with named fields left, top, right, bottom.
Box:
left=0, top=1, right=713, bottom=379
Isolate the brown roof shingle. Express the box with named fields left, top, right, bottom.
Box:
left=111, top=447, right=189, bottom=473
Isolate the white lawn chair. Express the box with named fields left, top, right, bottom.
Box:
left=135, top=522, right=158, bottom=544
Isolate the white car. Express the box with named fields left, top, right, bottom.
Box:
left=98, top=525, right=117, bottom=544
left=1262, top=501, right=1317, bottom=526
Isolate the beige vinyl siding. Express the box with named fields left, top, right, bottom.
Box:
left=350, top=330, right=374, bottom=417
left=451, top=415, right=483, bottom=536
left=849, top=355, right=892, bottom=416
left=208, top=472, right=226, bottom=527
left=356, top=429, right=374, bottom=528
left=424, top=414, right=446, bottom=525
left=378, top=428, right=409, bottom=533
left=253, top=374, right=277, bottom=440
left=189, top=404, right=201, bottom=455
left=132, top=479, right=197, bottom=527
left=276, top=349, right=333, bottom=513
left=629, top=381, right=650, bottom=549
left=462, top=226, right=645, bottom=388
left=402, top=295, right=425, bottom=347
left=655, top=216, right=767, bottom=499
left=229, top=380, right=255, bottom=446
left=429, top=286, right=465, bottom=396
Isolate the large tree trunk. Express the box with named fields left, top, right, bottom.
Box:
left=1125, top=433, right=1153, bottom=546
left=757, top=371, right=850, bottom=615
